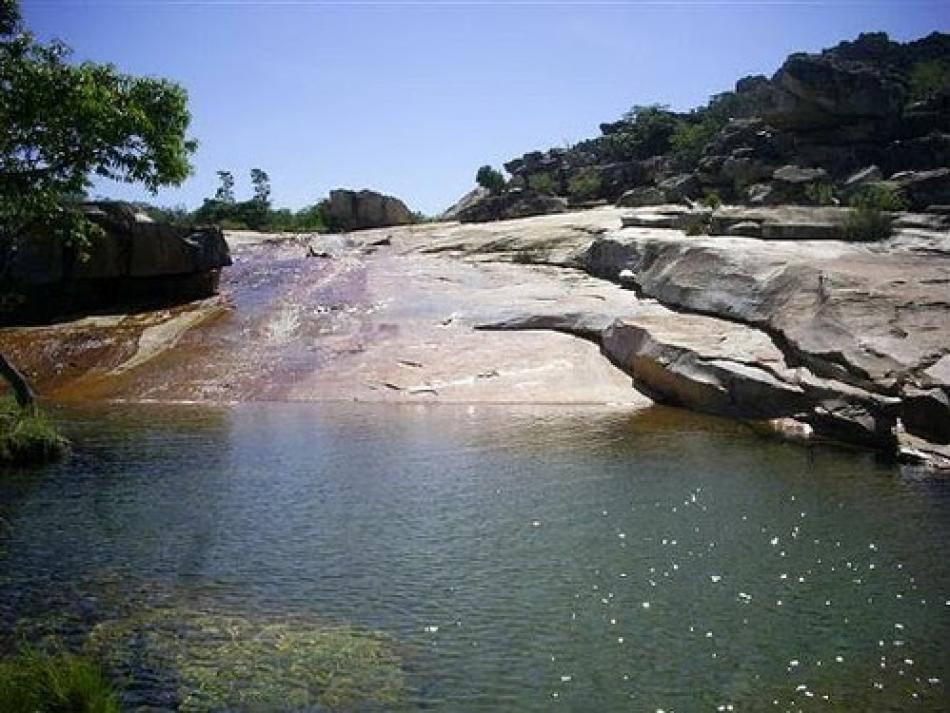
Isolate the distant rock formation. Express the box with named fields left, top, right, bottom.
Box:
left=453, top=31, right=950, bottom=220
left=0, top=201, right=231, bottom=325
left=325, top=189, right=413, bottom=231
left=455, top=189, right=567, bottom=223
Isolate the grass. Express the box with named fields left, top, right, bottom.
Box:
left=0, top=398, right=69, bottom=465
left=843, top=206, right=894, bottom=242
left=0, top=646, right=120, bottom=713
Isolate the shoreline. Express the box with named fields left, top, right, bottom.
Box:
left=2, top=205, right=948, bottom=469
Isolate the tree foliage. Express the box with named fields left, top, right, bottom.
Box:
left=475, top=165, right=506, bottom=195
left=0, top=0, right=196, bottom=246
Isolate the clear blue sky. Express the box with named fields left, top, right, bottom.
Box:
left=22, top=1, right=948, bottom=215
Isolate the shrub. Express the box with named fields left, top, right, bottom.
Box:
left=0, top=646, right=119, bottom=713
left=701, top=190, right=722, bottom=210
left=0, top=398, right=68, bottom=465
left=849, top=183, right=906, bottom=212
left=843, top=207, right=894, bottom=242
left=567, top=168, right=602, bottom=202
left=527, top=172, right=557, bottom=195
left=475, top=165, right=506, bottom=195
left=909, top=59, right=950, bottom=102
left=681, top=213, right=711, bottom=236
left=805, top=182, right=835, bottom=206
left=670, top=116, right=722, bottom=165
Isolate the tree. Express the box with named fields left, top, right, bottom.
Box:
left=250, top=168, right=270, bottom=205
left=0, top=0, right=197, bottom=408
left=475, top=165, right=506, bottom=195
left=214, top=170, right=235, bottom=203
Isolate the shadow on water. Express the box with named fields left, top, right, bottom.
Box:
left=0, top=401, right=948, bottom=710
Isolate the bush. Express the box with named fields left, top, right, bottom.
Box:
left=567, top=168, right=602, bottom=202
left=682, top=213, right=711, bottom=236
left=804, top=182, right=835, bottom=206
left=670, top=116, right=722, bottom=165
left=849, top=183, right=906, bottom=212
left=527, top=172, right=557, bottom=195
left=0, top=399, right=68, bottom=465
left=701, top=190, right=722, bottom=210
left=475, top=165, right=506, bottom=195
left=0, top=646, right=119, bottom=713
left=843, top=207, right=894, bottom=242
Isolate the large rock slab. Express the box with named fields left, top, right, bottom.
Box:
left=582, top=220, right=950, bottom=458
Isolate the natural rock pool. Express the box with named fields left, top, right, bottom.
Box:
left=1, top=403, right=948, bottom=710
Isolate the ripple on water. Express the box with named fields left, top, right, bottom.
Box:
left=0, top=402, right=948, bottom=711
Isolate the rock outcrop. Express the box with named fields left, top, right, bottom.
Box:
left=1, top=202, right=231, bottom=325
left=460, top=31, right=949, bottom=220
left=455, top=189, right=567, bottom=223
left=324, top=189, right=414, bottom=231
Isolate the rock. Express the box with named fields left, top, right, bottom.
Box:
left=657, top=174, right=701, bottom=202
left=901, top=387, right=950, bottom=444
left=721, top=156, right=775, bottom=188
left=602, top=314, right=810, bottom=420
left=325, top=189, right=414, bottom=231
left=773, top=165, right=829, bottom=185
left=441, top=186, right=490, bottom=221
left=889, top=168, right=950, bottom=211
left=726, top=221, right=763, bottom=238
left=1, top=201, right=231, bottom=325
left=583, top=223, right=948, bottom=395
left=843, top=165, right=883, bottom=191
left=746, top=183, right=778, bottom=205
left=762, top=52, right=908, bottom=130
left=616, top=186, right=666, bottom=207
left=455, top=189, right=567, bottom=223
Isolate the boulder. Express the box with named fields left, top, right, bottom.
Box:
left=762, top=52, right=908, bottom=129
left=1, top=202, right=231, bottom=325
left=890, top=168, right=950, bottom=210
left=441, top=186, right=490, bottom=221
left=616, top=186, right=666, bottom=207
left=455, top=189, right=567, bottom=223
left=325, top=189, right=414, bottom=231
left=844, top=165, right=882, bottom=189
left=657, top=174, right=701, bottom=202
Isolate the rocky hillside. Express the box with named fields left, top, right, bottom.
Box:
left=456, top=32, right=949, bottom=221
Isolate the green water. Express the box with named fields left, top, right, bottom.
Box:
left=0, top=403, right=948, bottom=711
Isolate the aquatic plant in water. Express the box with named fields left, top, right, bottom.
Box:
left=0, top=398, right=68, bottom=465
left=85, top=604, right=405, bottom=711
left=0, top=645, right=120, bottom=713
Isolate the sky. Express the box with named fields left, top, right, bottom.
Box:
left=22, top=0, right=949, bottom=216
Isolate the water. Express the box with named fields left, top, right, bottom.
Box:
left=1, top=403, right=948, bottom=711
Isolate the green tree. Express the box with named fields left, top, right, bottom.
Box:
left=0, top=0, right=196, bottom=408
left=475, top=165, right=506, bottom=195
left=214, top=170, right=235, bottom=203
left=0, top=0, right=196, bottom=248
left=250, top=168, right=271, bottom=205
